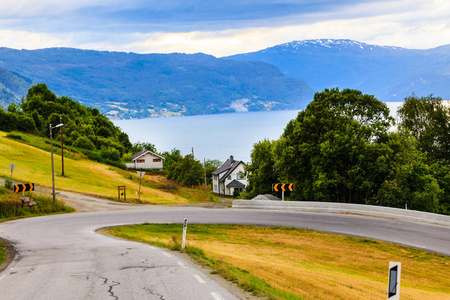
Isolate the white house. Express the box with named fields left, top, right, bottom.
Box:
left=125, top=148, right=164, bottom=170
left=212, top=156, right=247, bottom=196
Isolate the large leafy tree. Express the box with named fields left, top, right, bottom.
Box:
left=243, top=139, right=279, bottom=198
left=167, top=154, right=204, bottom=187
left=274, top=88, right=393, bottom=203
left=397, top=95, right=450, bottom=163
left=397, top=95, right=450, bottom=212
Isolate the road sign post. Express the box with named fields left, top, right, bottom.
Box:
left=13, top=183, right=35, bottom=193
left=118, top=185, right=126, bottom=201
left=9, top=164, right=16, bottom=187
left=388, top=262, right=401, bottom=300
left=181, top=218, right=188, bottom=250
left=272, top=183, right=294, bottom=201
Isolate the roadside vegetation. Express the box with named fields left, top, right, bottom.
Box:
left=0, top=185, right=74, bottom=222
left=244, top=89, right=449, bottom=214
left=105, top=224, right=450, bottom=300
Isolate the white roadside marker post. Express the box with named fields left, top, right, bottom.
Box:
left=181, top=218, right=188, bottom=250
left=388, top=262, right=401, bottom=300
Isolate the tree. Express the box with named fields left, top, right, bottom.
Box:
left=397, top=94, right=450, bottom=163
left=243, top=139, right=279, bottom=198
left=162, top=148, right=183, bottom=170
left=167, top=154, right=204, bottom=187
left=204, top=159, right=222, bottom=185
left=274, top=88, right=393, bottom=203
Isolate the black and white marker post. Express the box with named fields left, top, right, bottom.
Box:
left=181, top=218, right=188, bottom=250
left=388, top=262, right=401, bottom=300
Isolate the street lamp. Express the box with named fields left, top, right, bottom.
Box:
left=50, top=123, right=64, bottom=205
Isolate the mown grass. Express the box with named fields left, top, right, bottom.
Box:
left=0, top=131, right=214, bottom=204
left=105, top=224, right=450, bottom=300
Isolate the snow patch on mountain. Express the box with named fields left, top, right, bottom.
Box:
left=262, top=39, right=405, bottom=53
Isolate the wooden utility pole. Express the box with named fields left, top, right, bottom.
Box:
left=204, top=158, right=207, bottom=188
left=60, top=117, right=64, bottom=176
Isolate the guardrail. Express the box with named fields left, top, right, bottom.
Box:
left=232, top=200, right=450, bottom=227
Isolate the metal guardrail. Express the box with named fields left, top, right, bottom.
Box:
left=232, top=200, right=450, bottom=227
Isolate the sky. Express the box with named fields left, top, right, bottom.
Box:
left=0, top=0, right=448, bottom=57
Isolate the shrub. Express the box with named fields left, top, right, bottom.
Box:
left=73, top=136, right=95, bottom=150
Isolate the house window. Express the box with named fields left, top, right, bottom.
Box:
left=153, top=158, right=162, bottom=162
left=237, top=171, right=246, bottom=180
left=136, top=159, right=145, bottom=163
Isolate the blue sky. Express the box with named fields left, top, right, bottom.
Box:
left=0, top=0, right=448, bottom=56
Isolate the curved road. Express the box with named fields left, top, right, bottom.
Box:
left=0, top=205, right=449, bottom=300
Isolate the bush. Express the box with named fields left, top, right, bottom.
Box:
left=4, top=180, right=13, bottom=190
left=73, top=136, right=95, bottom=150
left=101, top=147, right=121, bottom=161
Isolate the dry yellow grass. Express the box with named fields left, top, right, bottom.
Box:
left=107, top=224, right=450, bottom=300
left=0, top=132, right=190, bottom=204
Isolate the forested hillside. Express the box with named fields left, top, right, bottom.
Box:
left=0, top=66, right=32, bottom=107
left=0, top=47, right=313, bottom=118
left=0, top=84, right=132, bottom=167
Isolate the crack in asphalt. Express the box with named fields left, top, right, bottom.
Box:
left=102, top=277, right=120, bottom=300
left=120, top=265, right=156, bottom=271
left=146, top=287, right=165, bottom=300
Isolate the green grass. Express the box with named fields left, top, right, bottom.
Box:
left=104, top=224, right=450, bottom=300
left=0, top=131, right=215, bottom=205
left=0, top=240, right=6, bottom=266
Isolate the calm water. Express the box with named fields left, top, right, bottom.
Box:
left=113, top=102, right=402, bottom=162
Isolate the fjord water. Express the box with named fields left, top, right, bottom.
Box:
left=113, top=102, right=402, bottom=162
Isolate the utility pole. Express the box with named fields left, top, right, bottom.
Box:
left=204, top=158, right=207, bottom=188
left=50, top=124, right=56, bottom=205
left=60, top=117, right=64, bottom=176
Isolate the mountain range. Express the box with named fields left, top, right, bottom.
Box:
left=0, top=39, right=449, bottom=119
left=0, top=48, right=313, bottom=118
left=227, top=39, right=450, bottom=101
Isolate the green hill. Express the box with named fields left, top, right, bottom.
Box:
left=0, top=47, right=314, bottom=118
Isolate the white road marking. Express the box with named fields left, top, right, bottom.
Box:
left=0, top=275, right=5, bottom=281
left=162, top=252, right=172, bottom=258
left=148, top=245, right=156, bottom=250
left=193, top=274, right=206, bottom=284
left=211, top=292, right=225, bottom=300
left=176, top=261, right=185, bottom=267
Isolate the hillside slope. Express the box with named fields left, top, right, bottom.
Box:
left=227, top=39, right=450, bottom=101
left=0, top=132, right=210, bottom=205
left=0, top=67, right=32, bottom=107
left=0, top=47, right=313, bottom=118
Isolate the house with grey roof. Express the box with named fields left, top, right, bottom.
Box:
left=125, top=148, right=164, bottom=170
left=212, top=155, right=247, bottom=196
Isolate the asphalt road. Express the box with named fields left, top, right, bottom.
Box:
left=0, top=206, right=449, bottom=300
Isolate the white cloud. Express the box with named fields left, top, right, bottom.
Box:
left=0, top=0, right=448, bottom=55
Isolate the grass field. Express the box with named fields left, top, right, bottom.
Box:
left=105, top=224, right=450, bottom=300
left=0, top=131, right=214, bottom=205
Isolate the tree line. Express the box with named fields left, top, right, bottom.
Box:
left=244, top=89, right=449, bottom=214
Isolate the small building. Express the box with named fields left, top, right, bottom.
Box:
left=212, top=155, right=247, bottom=196
left=125, top=148, right=164, bottom=170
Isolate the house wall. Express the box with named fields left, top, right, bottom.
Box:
left=212, top=163, right=247, bottom=196
left=126, top=152, right=163, bottom=170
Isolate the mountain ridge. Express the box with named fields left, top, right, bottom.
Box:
left=227, top=39, right=450, bottom=101
left=0, top=47, right=313, bottom=118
